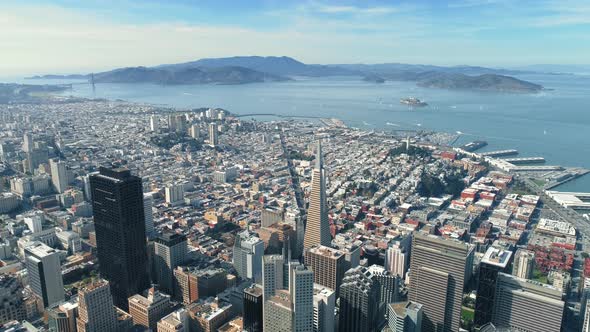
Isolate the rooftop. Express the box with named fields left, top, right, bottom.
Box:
left=482, top=247, right=512, bottom=268
left=244, top=284, right=263, bottom=297
left=536, top=218, right=576, bottom=237
left=267, top=290, right=292, bottom=310
left=308, top=245, right=345, bottom=259
left=25, top=241, right=58, bottom=258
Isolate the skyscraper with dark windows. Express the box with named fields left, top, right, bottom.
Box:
left=154, top=232, right=188, bottom=296
left=339, top=266, right=380, bottom=332
left=90, top=167, right=150, bottom=310
left=474, top=247, right=512, bottom=327
left=243, top=284, right=263, bottom=332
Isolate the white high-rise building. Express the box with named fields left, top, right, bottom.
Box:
left=143, top=193, right=154, bottom=239
left=264, top=263, right=314, bottom=332
left=290, top=264, right=314, bottom=332
left=165, top=183, right=185, bottom=206
left=313, top=284, right=335, bottom=332
left=263, top=254, right=284, bottom=299
left=385, top=241, right=408, bottom=278
left=190, top=124, right=200, bottom=139
left=49, top=159, right=68, bottom=193
left=512, top=249, right=535, bottom=279
left=208, top=123, right=219, bottom=147
left=233, top=231, right=264, bottom=282
left=23, top=132, right=33, bottom=153
left=25, top=241, right=65, bottom=308
left=24, top=213, right=43, bottom=234
left=82, top=173, right=96, bottom=201
left=150, top=115, right=159, bottom=132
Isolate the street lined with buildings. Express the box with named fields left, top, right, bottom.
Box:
left=0, top=98, right=589, bottom=331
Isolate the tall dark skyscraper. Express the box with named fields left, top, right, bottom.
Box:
left=474, top=247, right=512, bottom=327
left=243, top=284, right=263, bottom=332
left=90, top=167, right=150, bottom=310
left=339, top=266, right=380, bottom=332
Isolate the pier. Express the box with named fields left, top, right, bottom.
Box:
left=511, top=165, right=563, bottom=171
left=504, top=157, right=545, bottom=164
left=481, top=149, right=518, bottom=157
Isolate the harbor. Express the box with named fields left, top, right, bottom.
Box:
left=456, top=140, right=589, bottom=191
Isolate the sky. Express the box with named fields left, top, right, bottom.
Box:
left=1, top=0, right=589, bottom=75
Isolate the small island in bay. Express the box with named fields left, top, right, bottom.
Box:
left=400, top=97, right=428, bottom=107
left=415, top=73, right=543, bottom=93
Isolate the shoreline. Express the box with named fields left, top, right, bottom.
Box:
left=6, top=91, right=590, bottom=193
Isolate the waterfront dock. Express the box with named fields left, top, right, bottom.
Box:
left=504, top=157, right=545, bottom=164
left=511, top=165, right=563, bottom=171
left=481, top=149, right=518, bottom=157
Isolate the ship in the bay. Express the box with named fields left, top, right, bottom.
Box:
left=400, top=97, right=428, bottom=107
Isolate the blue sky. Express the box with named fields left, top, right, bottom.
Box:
left=1, top=0, right=589, bottom=75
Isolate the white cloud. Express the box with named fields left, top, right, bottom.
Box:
left=447, top=0, right=510, bottom=8
left=313, top=4, right=398, bottom=15
left=0, top=1, right=586, bottom=76
left=525, top=0, right=590, bottom=27
left=0, top=3, right=430, bottom=76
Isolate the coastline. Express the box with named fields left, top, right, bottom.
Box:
left=11, top=75, right=590, bottom=193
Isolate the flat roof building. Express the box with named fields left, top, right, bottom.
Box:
left=408, top=232, right=474, bottom=332
left=492, top=273, right=564, bottom=332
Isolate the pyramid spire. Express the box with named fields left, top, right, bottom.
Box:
left=304, top=139, right=331, bottom=252
left=315, top=139, right=323, bottom=170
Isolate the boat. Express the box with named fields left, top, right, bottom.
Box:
left=400, top=97, right=428, bottom=107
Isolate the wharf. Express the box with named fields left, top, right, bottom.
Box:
left=481, top=149, right=518, bottom=157
left=511, top=165, right=563, bottom=171
left=504, top=157, right=545, bottom=164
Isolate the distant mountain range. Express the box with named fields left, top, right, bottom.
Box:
left=28, top=56, right=545, bottom=92
left=28, top=65, right=289, bottom=85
